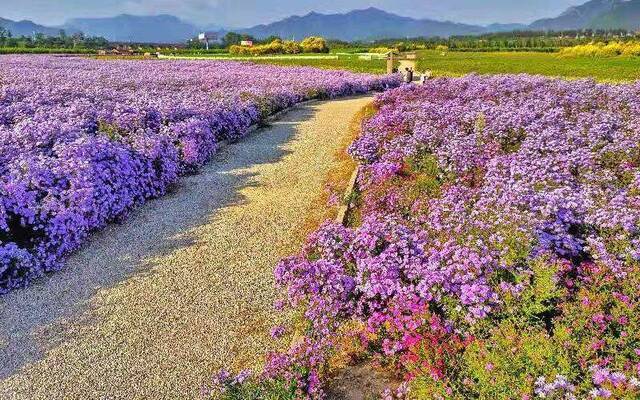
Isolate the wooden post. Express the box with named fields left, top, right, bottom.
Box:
left=387, top=53, right=394, bottom=74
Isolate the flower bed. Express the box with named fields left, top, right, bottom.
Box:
left=213, top=76, right=640, bottom=399
left=0, top=55, right=401, bottom=294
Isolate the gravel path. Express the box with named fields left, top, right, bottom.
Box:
left=0, top=96, right=373, bottom=400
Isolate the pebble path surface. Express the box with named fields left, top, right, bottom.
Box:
left=0, top=96, right=373, bottom=399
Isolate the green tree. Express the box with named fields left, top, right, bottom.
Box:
left=223, top=32, right=242, bottom=47
left=0, top=27, right=10, bottom=46
left=71, top=32, right=85, bottom=48
left=261, top=35, right=282, bottom=44
left=222, top=32, right=254, bottom=47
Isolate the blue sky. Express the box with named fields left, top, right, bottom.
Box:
left=2, top=0, right=586, bottom=27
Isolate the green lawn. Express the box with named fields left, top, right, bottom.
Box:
left=220, top=50, right=640, bottom=82
left=416, top=50, right=640, bottom=82
left=160, top=53, right=390, bottom=74
left=248, top=57, right=389, bottom=74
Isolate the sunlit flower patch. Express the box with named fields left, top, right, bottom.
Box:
left=236, top=76, right=640, bottom=399
left=0, top=55, right=401, bottom=293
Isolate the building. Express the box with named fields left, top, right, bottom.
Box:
left=240, top=40, right=254, bottom=47
left=198, top=32, right=219, bottom=50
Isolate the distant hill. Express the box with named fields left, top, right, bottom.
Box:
left=3, top=0, right=640, bottom=44
left=529, top=0, right=631, bottom=31
left=64, top=14, right=198, bottom=43
left=485, top=23, right=530, bottom=32
left=589, top=0, right=640, bottom=30
left=0, top=17, right=61, bottom=37
left=240, top=8, right=487, bottom=41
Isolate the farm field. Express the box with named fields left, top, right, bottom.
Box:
left=249, top=56, right=390, bottom=74
left=191, top=50, right=640, bottom=82
left=0, top=55, right=400, bottom=294
left=415, top=50, right=640, bottom=82
left=213, top=75, right=640, bottom=398
left=158, top=52, right=392, bottom=74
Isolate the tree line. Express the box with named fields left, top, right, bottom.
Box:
left=328, top=29, right=640, bottom=52
left=0, top=28, right=108, bottom=49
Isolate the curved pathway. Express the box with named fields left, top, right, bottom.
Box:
left=0, top=96, right=373, bottom=399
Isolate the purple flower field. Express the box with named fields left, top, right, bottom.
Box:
left=0, top=56, right=401, bottom=294
left=215, top=76, right=640, bottom=398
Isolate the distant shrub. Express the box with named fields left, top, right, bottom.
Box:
left=282, top=40, right=302, bottom=54
left=367, top=47, right=396, bottom=54
left=300, top=37, right=329, bottom=53
left=560, top=41, right=640, bottom=57
left=229, top=37, right=324, bottom=56
left=395, top=42, right=426, bottom=52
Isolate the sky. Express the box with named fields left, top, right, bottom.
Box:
left=1, top=0, right=587, bottom=28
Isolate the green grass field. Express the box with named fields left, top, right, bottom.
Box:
left=159, top=53, right=390, bottom=74
left=415, top=50, right=640, bottom=82
left=189, top=50, right=640, bottom=82
left=140, top=49, right=640, bottom=82
left=248, top=57, right=389, bottom=74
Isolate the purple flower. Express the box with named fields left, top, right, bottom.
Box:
left=0, top=55, right=401, bottom=294
left=270, top=325, right=286, bottom=339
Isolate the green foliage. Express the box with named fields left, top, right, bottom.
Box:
left=405, top=256, right=640, bottom=399
left=406, top=151, right=439, bottom=176
left=0, top=29, right=108, bottom=50
left=409, top=260, right=572, bottom=399
left=406, top=151, right=444, bottom=198
left=215, top=379, right=297, bottom=400
left=462, top=322, right=572, bottom=400
left=502, top=259, right=563, bottom=327
left=554, top=264, right=640, bottom=390
left=222, top=32, right=255, bottom=47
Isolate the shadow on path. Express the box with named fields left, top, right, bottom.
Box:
left=0, top=104, right=316, bottom=379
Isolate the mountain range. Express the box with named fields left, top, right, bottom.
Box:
left=63, top=14, right=198, bottom=43
left=530, top=0, right=633, bottom=30
left=1, top=0, right=640, bottom=43
left=0, top=17, right=62, bottom=37
left=236, top=8, right=490, bottom=41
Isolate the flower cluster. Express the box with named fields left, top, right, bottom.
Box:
left=262, top=76, right=640, bottom=398
left=0, top=55, right=401, bottom=293
left=534, top=375, right=576, bottom=399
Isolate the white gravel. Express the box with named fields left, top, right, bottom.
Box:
left=0, top=96, right=373, bottom=400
